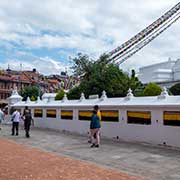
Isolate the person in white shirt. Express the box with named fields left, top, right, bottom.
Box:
left=0, top=108, right=4, bottom=130
left=11, top=109, right=21, bottom=136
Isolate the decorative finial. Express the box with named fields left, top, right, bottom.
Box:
left=36, top=96, right=41, bottom=103
left=62, top=93, right=68, bottom=102
left=158, top=87, right=169, bottom=99
left=11, top=86, right=18, bottom=95
left=125, top=88, right=134, bottom=100
left=100, top=90, right=107, bottom=101
left=79, top=93, right=85, bottom=101
left=26, top=97, right=31, bottom=103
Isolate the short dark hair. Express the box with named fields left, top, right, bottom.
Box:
left=94, top=105, right=99, bottom=110
left=25, top=106, right=28, bottom=109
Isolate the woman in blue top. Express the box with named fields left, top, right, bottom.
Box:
left=90, top=110, right=101, bottom=148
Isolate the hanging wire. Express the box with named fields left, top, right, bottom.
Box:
left=112, top=11, right=180, bottom=63
left=115, top=12, right=180, bottom=65
left=104, top=2, right=180, bottom=63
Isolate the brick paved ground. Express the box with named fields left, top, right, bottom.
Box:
left=0, top=138, right=143, bottom=180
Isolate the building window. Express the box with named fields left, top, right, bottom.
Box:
left=101, top=110, right=119, bottom=122
left=79, top=110, right=92, bottom=121
left=61, top=110, right=73, bottom=120
left=46, top=109, right=56, bottom=118
left=34, top=109, right=43, bottom=118
left=127, top=111, right=151, bottom=125
left=163, top=111, right=180, bottom=126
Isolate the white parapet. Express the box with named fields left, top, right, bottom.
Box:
left=8, top=89, right=180, bottom=148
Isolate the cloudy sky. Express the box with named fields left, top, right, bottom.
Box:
left=0, top=0, right=179, bottom=74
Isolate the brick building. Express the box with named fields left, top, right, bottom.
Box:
left=0, top=73, right=31, bottom=106
left=0, top=68, right=80, bottom=107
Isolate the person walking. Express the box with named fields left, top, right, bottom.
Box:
left=88, top=105, right=101, bottom=143
left=90, top=110, right=101, bottom=148
left=23, top=106, right=33, bottom=138
left=0, top=108, right=4, bottom=130
left=11, top=109, right=21, bottom=136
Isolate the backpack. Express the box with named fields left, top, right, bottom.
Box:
left=24, top=110, right=32, bottom=121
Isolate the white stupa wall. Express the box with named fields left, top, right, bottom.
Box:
left=8, top=89, right=180, bottom=148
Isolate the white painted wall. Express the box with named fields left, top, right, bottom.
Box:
left=32, top=106, right=180, bottom=148
left=9, top=88, right=180, bottom=148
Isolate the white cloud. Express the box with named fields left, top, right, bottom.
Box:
left=20, top=34, right=110, bottom=56
left=0, top=0, right=179, bottom=74
left=0, top=57, right=69, bottom=75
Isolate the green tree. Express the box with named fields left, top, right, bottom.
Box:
left=20, top=86, right=42, bottom=101
left=69, top=54, right=142, bottom=99
left=78, top=62, right=129, bottom=98
left=169, top=83, right=180, bottom=95
left=55, top=89, right=65, bottom=100
left=143, top=83, right=162, bottom=96
left=71, top=53, right=94, bottom=80
left=67, top=86, right=82, bottom=99
left=129, top=69, right=143, bottom=96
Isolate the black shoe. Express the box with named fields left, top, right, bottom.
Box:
left=16, top=134, right=18, bottom=136
left=94, top=144, right=99, bottom=148
left=90, top=144, right=95, bottom=148
left=11, top=134, right=14, bottom=136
